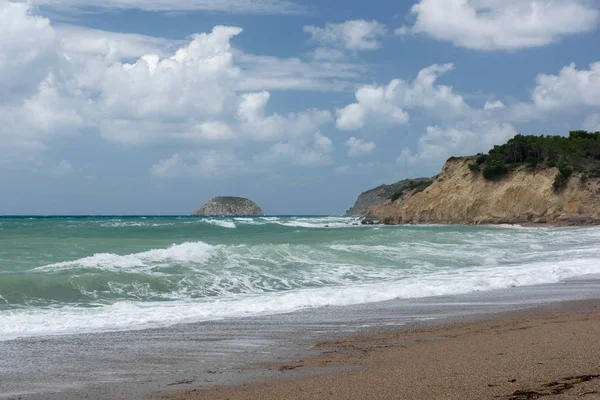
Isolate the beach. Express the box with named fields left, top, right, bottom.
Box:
left=166, top=300, right=600, bottom=400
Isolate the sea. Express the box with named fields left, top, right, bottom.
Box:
left=1, top=216, right=600, bottom=342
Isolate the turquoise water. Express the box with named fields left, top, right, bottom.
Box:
left=1, top=216, right=599, bottom=340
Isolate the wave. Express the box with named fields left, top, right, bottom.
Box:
left=3, top=224, right=600, bottom=340
left=204, top=219, right=237, bottom=228
left=32, top=242, right=217, bottom=273
left=2, top=255, right=600, bottom=340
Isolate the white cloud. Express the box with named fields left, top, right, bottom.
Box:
left=503, top=62, right=600, bottom=123
left=237, top=91, right=332, bottom=141
left=399, top=121, right=517, bottom=166
left=197, top=121, right=236, bottom=140
left=30, top=0, right=306, bottom=14
left=56, top=25, right=182, bottom=61
left=304, top=20, right=388, bottom=50
left=90, top=26, right=243, bottom=145
left=256, top=132, right=334, bottom=166
left=150, top=150, right=246, bottom=178
left=403, top=0, right=599, bottom=50
left=0, top=2, right=59, bottom=103
left=336, top=63, right=468, bottom=130
left=0, top=4, right=85, bottom=162
left=484, top=100, right=505, bottom=111
left=531, top=62, right=600, bottom=110
left=336, top=80, right=410, bottom=130
left=345, top=137, right=376, bottom=157
left=583, top=114, right=600, bottom=132
left=1, top=1, right=353, bottom=164
left=234, top=51, right=361, bottom=92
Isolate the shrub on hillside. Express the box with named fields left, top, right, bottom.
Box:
left=475, top=154, right=489, bottom=165
left=482, top=163, right=508, bottom=180
left=468, top=163, right=480, bottom=173
left=389, top=191, right=403, bottom=202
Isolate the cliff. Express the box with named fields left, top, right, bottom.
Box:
left=368, top=157, right=600, bottom=225
left=344, top=178, right=432, bottom=217
left=193, top=197, right=264, bottom=216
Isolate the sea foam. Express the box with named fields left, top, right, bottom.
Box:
left=32, top=242, right=217, bottom=272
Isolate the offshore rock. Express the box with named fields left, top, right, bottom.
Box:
left=193, top=197, right=264, bottom=216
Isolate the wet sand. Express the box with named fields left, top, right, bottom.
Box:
left=165, top=300, right=600, bottom=400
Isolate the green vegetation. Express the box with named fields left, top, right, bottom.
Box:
left=390, top=191, right=403, bottom=202
left=468, top=163, right=480, bottom=173
left=389, top=180, right=434, bottom=202
left=482, top=163, right=508, bottom=180
left=468, top=131, right=600, bottom=184
left=553, top=166, right=573, bottom=191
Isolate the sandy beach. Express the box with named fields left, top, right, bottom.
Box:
left=164, top=300, right=600, bottom=400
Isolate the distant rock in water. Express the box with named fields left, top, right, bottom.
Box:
left=193, top=197, right=264, bottom=216
left=344, top=178, right=432, bottom=217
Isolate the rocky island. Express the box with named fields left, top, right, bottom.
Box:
left=349, top=131, right=600, bottom=225
left=193, top=197, right=264, bottom=216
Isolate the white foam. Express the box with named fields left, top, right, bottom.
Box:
left=32, top=242, right=217, bottom=272
left=276, top=217, right=359, bottom=229
left=204, top=219, right=237, bottom=228
left=4, top=255, right=600, bottom=341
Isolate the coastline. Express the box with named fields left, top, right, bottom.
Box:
left=4, top=282, right=600, bottom=400
left=164, top=299, right=600, bottom=400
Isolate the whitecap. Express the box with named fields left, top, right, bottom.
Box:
left=31, top=242, right=218, bottom=273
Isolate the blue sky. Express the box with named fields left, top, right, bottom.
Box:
left=1, top=0, right=600, bottom=215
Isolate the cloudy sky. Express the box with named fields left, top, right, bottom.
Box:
left=1, top=0, right=599, bottom=215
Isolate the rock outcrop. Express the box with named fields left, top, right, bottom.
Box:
left=367, top=157, right=600, bottom=225
left=344, top=178, right=432, bottom=217
left=193, top=197, right=264, bottom=216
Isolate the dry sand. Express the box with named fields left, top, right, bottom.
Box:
left=163, top=300, right=600, bottom=400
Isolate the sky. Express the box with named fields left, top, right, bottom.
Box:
left=1, top=0, right=600, bottom=215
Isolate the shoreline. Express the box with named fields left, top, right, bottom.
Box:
left=353, top=218, right=600, bottom=228
left=5, top=279, right=600, bottom=400
left=164, top=299, right=600, bottom=400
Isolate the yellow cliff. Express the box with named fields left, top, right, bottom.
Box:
left=368, top=157, right=600, bottom=225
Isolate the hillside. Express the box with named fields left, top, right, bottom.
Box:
left=366, top=131, right=600, bottom=225
left=344, top=178, right=432, bottom=217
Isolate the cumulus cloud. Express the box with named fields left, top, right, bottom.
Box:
left=503, top=62, right=600, bottom=123
left=255, top=132, right=334, bottom=166
left=336, top=80, right=409, bottom=130
left=237, top=91, right=332, bottom=141
left=336, top=63, right=468, bottom=130
left=56, top=25, right=182, bottom=61
left=399, top=121, right=518, bottom=166
left=401, top=0, right=599, bottom=50
left=345, top=137, right=376, bottom=157
left=0, top=1, right=59, bottom=103
left=0, top=3, right=85, bottom=162
left=484, top=100, right=505, bottom=111
left=30, top=0, right=306, bottom=14
left=1, top=1, right=345, bottom=178
left=530, top=62, right=600, bottom=110
left=304, top=20, right=388, bottom=50
left=150, top=150, right=246, bottom=178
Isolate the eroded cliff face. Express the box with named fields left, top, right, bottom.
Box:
left=368, top=158, right=600, bottom=225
